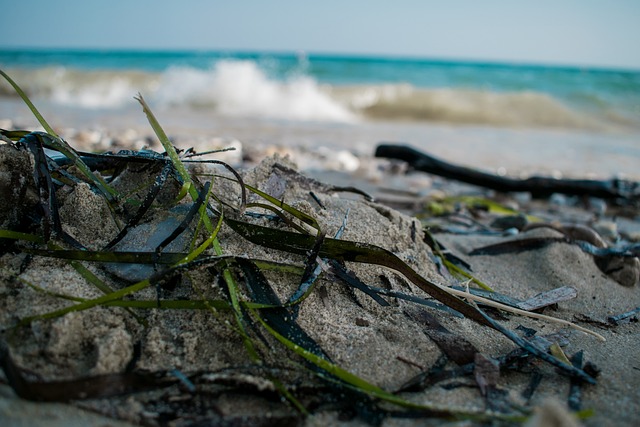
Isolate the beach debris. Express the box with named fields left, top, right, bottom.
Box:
left=396, top=354, right=473, bottom=394
left=568, top=351, right=585, bottom=411
left=397, top=327, right=587, bottom=414
left=424, top=230, right=494, bottom=291
left=607, top=306, right=640, bottom=325
left=375, top=143, right=640, bottom=204
left=474, top=353, right=512, bottom=413
left=405, top=308, right=478, bottom=365
left=521, top=371, right=543, bottom=404
left=446, top=285, right=577, bottom=313
left=593, top=251, right=640, bottom=287
left=515, top=286, right=578, bottom=312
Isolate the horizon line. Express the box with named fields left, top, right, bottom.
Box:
left=1, top=45, right=639, bottom=73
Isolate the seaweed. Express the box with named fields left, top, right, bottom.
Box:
left=0, top=69, right=608, bottom=425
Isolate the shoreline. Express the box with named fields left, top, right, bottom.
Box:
left=2, top=98, right=640, bottom=181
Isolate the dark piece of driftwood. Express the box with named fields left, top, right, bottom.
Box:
left=375, top=144, right=639, bottom=202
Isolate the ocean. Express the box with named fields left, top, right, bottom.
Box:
left=1, top=49, right=639, bottom=177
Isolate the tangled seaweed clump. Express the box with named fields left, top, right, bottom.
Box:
left=0, top=69, right=616, bottom=426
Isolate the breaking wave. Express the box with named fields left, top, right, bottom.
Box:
left=0, top=60, right=632, bottom=130
left=153, top=61, right=355, bottom=122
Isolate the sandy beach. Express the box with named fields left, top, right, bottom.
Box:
left=2, top=5, right=640, bottom=426
left=0, top=103, right=639, bottom=426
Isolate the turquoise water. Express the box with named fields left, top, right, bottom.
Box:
left=1, top=48, right=639, bottom=130
left=1, top=49, right=639, bottom=178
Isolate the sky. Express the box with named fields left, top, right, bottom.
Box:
left=1, top=0, right=639, bottom=70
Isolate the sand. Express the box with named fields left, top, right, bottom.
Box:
left=0, top=126, right=638, bottom=427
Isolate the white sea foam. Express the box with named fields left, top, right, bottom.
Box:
left=50, top=75, right=137, bottom=109
left=153, top=60, right=356, bottom=122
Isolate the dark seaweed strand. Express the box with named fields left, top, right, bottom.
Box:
left=46, top=156, right=86, bottom=187
left=470, top=237, right=640, bottom=258
left=608, top=306, right=640, bottom=324
left=155, top=181, right=212, bottom=254
left=19, top=133, right=60, bottom=241
left=287, top=231, right=326, bottom=306
left=469, top=237, right=569, bottom=256
left=328, top=186, right=375, bottom=202
left=287, top=210, right=350, bottom=307
left=520, top=371, right=543, bottom=404
left=187, top=158, right=248, bottom=212
left=21, top=248, right=188, bottom=264
left=18, top=133, right=85, bottom=249
left=473, top=308, right=595, bottom=384
left=324, top=259, right=390, bottom=306
left=396, top=354, right=454, bottom=393
left=245, top=202, right=310, bottom=235
left=568, top=350, right=585, bottom=411
left=309, top=191, right=326, bottom=210
left=575, top=241, right=640, bottom=258
left=237, top=258, right=330, bottom=361
left=104, top=160, right=173, bottom=250
left=235, top=260, right=397, bottom=420
left=370, top=285, right=463, bottom=317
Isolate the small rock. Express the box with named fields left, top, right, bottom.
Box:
left=591, top=220, right=619, bottom=242
left=595, top=256, right=640, bottom=287
left=490, top=213, right=528, bottom=231
left=355, top=317, right=370, bottom=327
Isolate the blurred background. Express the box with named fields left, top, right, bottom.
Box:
left=1, top=0, right=639, bottom=177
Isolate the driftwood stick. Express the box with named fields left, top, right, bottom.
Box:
left=375, top=144, right=639, bottom=202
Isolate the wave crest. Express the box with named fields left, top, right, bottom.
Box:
left=153, top=61, right=355, bottom=121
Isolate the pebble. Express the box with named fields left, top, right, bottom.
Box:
left=490, top=213, right=528, bottom=231
left=591, top=220, right=619, bottom=242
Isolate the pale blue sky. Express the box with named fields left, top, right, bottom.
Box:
left=1, top=0, right=639, bottom=69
